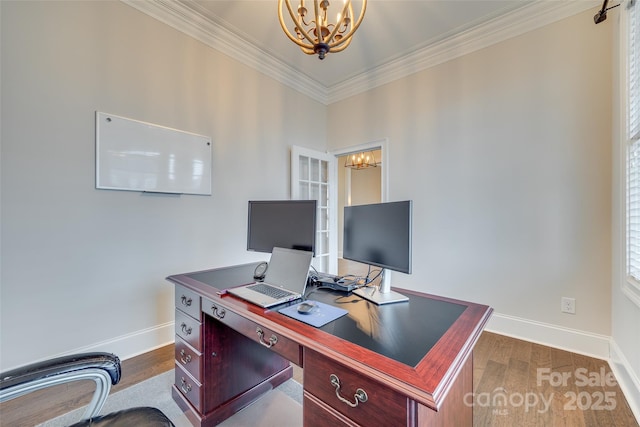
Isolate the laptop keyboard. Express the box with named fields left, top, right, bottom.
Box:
left=247, top=283, right=295, bottom=299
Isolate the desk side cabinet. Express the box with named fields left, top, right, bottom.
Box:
left=173, top=286, right=293, bottom=426
left=174, top=285, right=203, bottom=411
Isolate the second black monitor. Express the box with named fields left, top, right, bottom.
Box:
left=343, top=200, right=412, bottom=274
left=247, top=200, right=317, bottom=255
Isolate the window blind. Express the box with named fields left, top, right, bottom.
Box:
left=626, top=0, right=640, bottom=282
left=629, top=0, right=639, bottom=139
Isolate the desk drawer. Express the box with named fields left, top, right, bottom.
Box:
left=304, top=348, right=407, bottom=427
left=175, top=337, right=202, bottom=382
left=175, top=285, right=201, bottom=320
left=174, top=363, right=202, bottom=412
left=175, top=309, right=202, bottom=352
left=202, top=297, right=302, bottom=365
left=304, top=392, right=360, bottom=427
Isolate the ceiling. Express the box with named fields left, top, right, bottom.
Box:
left=127, top=0, right=599, bottom=104
left=187, top=0, right=533, bottom=87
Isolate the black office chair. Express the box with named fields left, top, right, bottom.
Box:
left=0, top=352, right=174, bottom=427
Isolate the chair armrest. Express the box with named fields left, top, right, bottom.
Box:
left=0, top=352, right=122, bottom=420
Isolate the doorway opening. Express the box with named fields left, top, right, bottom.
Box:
left=332, top=139, right=387, bottom=280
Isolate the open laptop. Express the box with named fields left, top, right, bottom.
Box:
left=228, top=247, right=313, bottom=308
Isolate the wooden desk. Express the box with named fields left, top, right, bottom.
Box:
left=167, top=263, right=492, bottom=426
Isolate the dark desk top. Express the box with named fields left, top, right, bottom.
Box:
left=184, top=264, right=465, bottom=367
left=168, top=262, right=492, bottom=409
left=298, top=288, right=465, bottom=367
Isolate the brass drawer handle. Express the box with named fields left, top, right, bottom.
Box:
left=180, top=323, right=192, bottom=335
left=256, top=327, right=277, bottom=348
left=180, top=349, right=192, bottom=364
left=180, top=377, right=192, bottom=394
left=211, top=304, right=226, bottom=319
left=181, top=295, right=192, bottom=307
left=330, top=374, right=368, bottom=408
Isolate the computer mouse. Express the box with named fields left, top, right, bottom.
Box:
left=297, top=301, right=316, bottom=314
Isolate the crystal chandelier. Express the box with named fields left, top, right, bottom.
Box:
left=278, top=0, right=367, bottom=60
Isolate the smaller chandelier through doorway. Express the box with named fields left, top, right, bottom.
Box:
left=345, top=151, right=377, bottom=170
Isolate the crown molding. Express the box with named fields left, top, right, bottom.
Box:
left=123, top=0, right=598, bottom=106
left=327, top=0, right=599, bottom=103
left=122, top=0, right=329, bottom=104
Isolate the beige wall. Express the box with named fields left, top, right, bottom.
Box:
left=0, top=1, right=326, bottom=370
left=350, top=168, right=382, bottom=206
left=328, top=10, right=613, bottom=337
left=3, top=3, right=637, bottom=406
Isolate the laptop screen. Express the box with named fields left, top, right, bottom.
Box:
left=265, top=247, right=312, bottom=294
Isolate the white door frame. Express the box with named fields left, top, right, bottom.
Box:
left=330, top=137, right=389, bottom=204
left=330, top=138, right=389, bottom=267
left=290, top=139, right=389, bottom=274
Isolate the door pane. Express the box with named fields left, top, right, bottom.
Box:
left=299, top=182, right=309, bottom=199
left=310, top=183, right=320, bottom=201
left=320, top=160, right=328, bottom=182
left=320, top=184, right=328, bottom=208
left=318, top=207, right=328, bottom=232
left=311, top=158, right=320, bottom=181
left=299, top=156, right=309, bottom=180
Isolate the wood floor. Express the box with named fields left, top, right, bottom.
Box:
left=473, top=332, right=638, bottom=427
left=1, top=332, right=637, bottom=426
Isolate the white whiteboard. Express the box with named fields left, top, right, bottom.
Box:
left=96, top=112, right=212, bottom=195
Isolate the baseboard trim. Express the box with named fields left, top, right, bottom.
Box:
left=55, top=322, right=175, bottom=362
left=610, top=340, right=640, bottom=423
left=485, top=312, right=610, bottom=360
left=32, top=316, right=639, bottom=422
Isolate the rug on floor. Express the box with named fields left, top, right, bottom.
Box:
left=37, top=370, right=303, bottom=427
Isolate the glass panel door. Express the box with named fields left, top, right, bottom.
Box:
left=291, top=146, right=337, bottom=274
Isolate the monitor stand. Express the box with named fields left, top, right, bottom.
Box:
left=353, top=269, right=409, bottom=305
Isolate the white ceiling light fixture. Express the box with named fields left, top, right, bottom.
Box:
left=278, top=0, right=367, bottom=60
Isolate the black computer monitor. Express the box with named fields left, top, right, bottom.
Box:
left=343, top=200, right=412, bottom=304
left=247, top=200, right=317, bottom=255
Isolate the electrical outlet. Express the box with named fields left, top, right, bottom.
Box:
left=561, top=297, right=576, bottom=314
